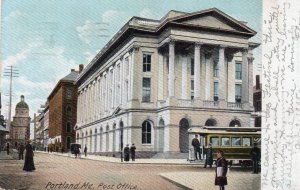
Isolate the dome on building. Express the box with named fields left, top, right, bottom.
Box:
left=16, top=95, right=29, bottom=109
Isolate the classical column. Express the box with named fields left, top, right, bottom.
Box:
left=129, top=46, right=139, bottom=104
left=242, top=49, right=249, bottom=103
left=194, top=42, right=202, bottom=99
left=218, top=45, right=226, bottom=101
left=119, top=57, right=124, bottom=105
left=104, top=72, right=108, bottom=112
left=168, top=41, right=175, bottom=97
left=181, top=56, right=188, bottom=99
left=248, top=49, right=254, bottom=107
left=158, top=53, right=164, bottom=100
left=205, top=54, right=212, bottom=100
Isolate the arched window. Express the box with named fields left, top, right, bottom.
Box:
left=205, top=119, right=217, bottom=126
left=95, top=129, right=97, bottom=134
left=229, top=119, right=241, bottom=127
left=159, top=118, right=165, bottom=126
left=66, top=122, right=71, bottom=132
left=142, top=121, right=152, bottom=144
left=65, top=105, right=72, bottom=116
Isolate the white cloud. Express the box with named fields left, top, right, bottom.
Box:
left=102, top=10, right=120, bottom=23
left=2, top=41, right=42, bottom=66
left=16, top=76, right=56, bottom=91
left=139, top=8, right=161, bottom=19
left=4, top=10, right=22, bottom=21
left=76, top=20, right=95, bottom=44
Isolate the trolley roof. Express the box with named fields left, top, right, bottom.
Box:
left=188, top=127, right=261, bottom=135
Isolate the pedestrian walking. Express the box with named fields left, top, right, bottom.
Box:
left=6, top=142, right=9, bottom=155
left=191, top=135, right=201, bottom=160
left=250, top=143, right=260, bottom=174
left=204, top=143, right=213, bottom=168
left=74, top=146, right=78, bottom=158
left=23, top=140, right=35, bottom=172
left=130, top=144, right=136, bottom=161
left=124, top=144, right=130, bottom=162
left=84, top=145, right=87, bottom=157
left=215, top=150, right=228, bottom=190
left=18, top=143, right=25, bottom=160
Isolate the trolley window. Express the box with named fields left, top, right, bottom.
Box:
left=210, top=137, right=219, bottom=146
left=242, top=137, right=251, bottom=147
left=253, top=137, right=261, bottom=146
left=231, top=137, right=241, bottom=146
left=221, top=137, right=230, bottom=146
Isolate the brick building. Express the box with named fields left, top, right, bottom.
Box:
left=48, top=69, right=78, bottom=152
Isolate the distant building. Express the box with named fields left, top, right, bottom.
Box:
left=75, top=8, right=259, bottom=156
left=10, top=95, right=31, bottom=147
left=48, top=69, right=78, bottom=152
left=253, top=75, right=261, bottom=127
left=43, top=102, right=49, bottom=151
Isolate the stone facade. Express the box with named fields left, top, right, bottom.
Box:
left=11, top=95, right=31, bottom=147
left=48, top=70, right=78, bottom=152
left=75, top=8, right=259, bottom=155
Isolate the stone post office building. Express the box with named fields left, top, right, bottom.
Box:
left=75, top=8, right=259, bottom=156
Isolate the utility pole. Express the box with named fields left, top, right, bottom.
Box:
left=3, top=66, right=19, bottom=134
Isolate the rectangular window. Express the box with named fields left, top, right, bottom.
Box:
left=210, top=137, right=219, bottom=146
left=214, top=82, right=219, bottom=101
left=242, top=137, right=251, bottom=147
left=213, top=61, right=219, bottom=77
left=166, top=56, right=169, bottom=74
left=143, top=54, right=151, bottom=72
left=191, top=58, right=194, bottom=75
left=191, top=80, right=194, bottom=100
left=142, top=78, right=151, bottom=102
left=231, top=137, right=241, bottom=146
left=221, top=137, right=230, bottom=146
left=235, top=62, right=242, bottom=80
left=235, top=84, right=242, bottom=103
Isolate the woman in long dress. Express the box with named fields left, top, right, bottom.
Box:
left=215, top=150, right=228, bottom=190
left=23, top=140, right=35, bottom=172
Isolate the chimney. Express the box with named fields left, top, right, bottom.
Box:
left=79, top=64, right=84, bottom=73
left=256, top=75, right=260, bottom=90
left=71, top=69, right=75, bottom=72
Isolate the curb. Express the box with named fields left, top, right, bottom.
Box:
left=35, top=151, right=205, bottom=166
left=159, top=174, right=193, bottom=190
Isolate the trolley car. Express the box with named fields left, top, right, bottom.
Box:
left=188, top=127, right=261, bottom=167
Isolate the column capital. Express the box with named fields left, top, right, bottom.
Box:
left=129, top=45, right=139, bottom=54
left=169, top=39, right=176, bottom=46
left=195, top=42, right=204, bottom=48
left=219, top=44, right=227, bottom=49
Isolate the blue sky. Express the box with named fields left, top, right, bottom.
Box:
left=0, top=0, right=262, bottom=119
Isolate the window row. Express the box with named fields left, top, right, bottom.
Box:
left=210, top=136, right=259, bottom=147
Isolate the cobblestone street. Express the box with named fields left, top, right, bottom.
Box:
left=0, top=152, right=260, bottom=190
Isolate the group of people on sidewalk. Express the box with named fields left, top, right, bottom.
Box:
left=192, top=135, right=261, bottom=190
left=123, top=144, right=136, bottom=162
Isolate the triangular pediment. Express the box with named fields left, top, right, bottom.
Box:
left=169, top=8, right=256, bottom=35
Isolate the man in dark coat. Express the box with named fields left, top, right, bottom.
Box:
left=124, top=144, right=130, bottom=162
left=23, top=141, right=35, bottom=172
left=204, top=143, right=213, bottom=168
left=6, top=142, right=9, bottom=155
left=250, top=143, right=260, bottom=174
left=18, top=143, right=25, bottom=160
left=192, top=135, right=201, bottom=160
left=84, top=145, right=87, bottom=157
left=130, top=144, right=136, bottom=161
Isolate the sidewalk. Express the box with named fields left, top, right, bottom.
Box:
left=160, top=170, right=261, bottom=190
left=36, top=151, right=204, bottom=165
left=0, top=151, right=13, bottom=160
